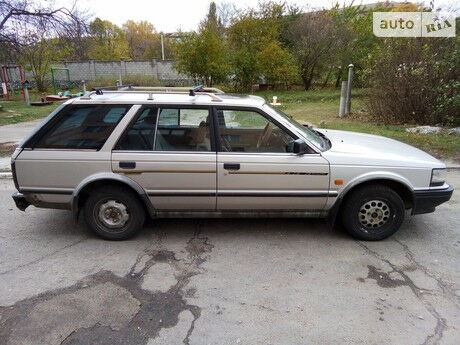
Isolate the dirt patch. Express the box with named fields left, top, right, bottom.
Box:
left=0, top=223, right=214, bottom=345
left=0, top=142, right=17, bottom=157
left=363, top=265, right=408, bottom=288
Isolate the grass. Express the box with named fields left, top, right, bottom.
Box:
left=0, top=93, right=61, bottom=126
left=255, top=89, right=460, bottom=162
left=1, top=88, right=458, bottom=161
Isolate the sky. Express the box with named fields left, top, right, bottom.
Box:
left=54, top=0, right=458, bottom=33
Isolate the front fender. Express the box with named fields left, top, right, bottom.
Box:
left=338, top=171, right=415, bottom=199
left=327, top=171, right=415, bottom=226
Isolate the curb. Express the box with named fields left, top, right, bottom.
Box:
left=0, top=172, right=12, bottom=179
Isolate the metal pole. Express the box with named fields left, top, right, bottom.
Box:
left=51, top=68, right=57, bottom=94
left=1, top=66, right=9, bottom=100
left=345, top=64, right=354, bottom=115
left=18, top=66, right=26, bottom=101
left=82, top=80, right=86, bottom=94
left=160, top=33, right=165, bottom=61
left=118, top=61, right=123, bottom=86
left=339, top=81, right=347, bottom=118
left=24, top=84, right=30, bottom=106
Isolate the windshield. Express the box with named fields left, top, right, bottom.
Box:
left=263, top=104, right=327, bottom=151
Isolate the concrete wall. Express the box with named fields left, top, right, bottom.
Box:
left=1, top=59, right=191, bottom=91
left=59, top=59, right=188, bottom=83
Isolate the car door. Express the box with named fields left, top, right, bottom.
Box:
left=15, top=103, right=133, bottom=206
left=112, top=105, right=217, bottom=210
left=215, top=107, right=330, bottom=211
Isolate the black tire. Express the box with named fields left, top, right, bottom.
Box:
left=341, top=184, right=405, bottom=241
left=83, top=186, right=145, bottom=240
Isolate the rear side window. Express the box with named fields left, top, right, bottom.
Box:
left=115, top=107, right=212, bottom=152
left=115, top=107, right=158, bottom=151
left=34, top=105, right=131, bottom=150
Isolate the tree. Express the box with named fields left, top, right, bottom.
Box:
left=123, top=20, right=162, bottom=60
left=0, top=0, right=87, bottom=92
left=286, top=10, right=340, bottom=90
left=88, top=18, right=129, bottom=60
left=20, top=37, right=69, bottom=91
left=328, top=3, right=379, bottom=87
left=257, top=41, right=298, bottom=88
left=227, top=4, right=278, bottom=90
left=173, top=2, right=229, bottom=86
left=0, top=0, right=85, bottom=41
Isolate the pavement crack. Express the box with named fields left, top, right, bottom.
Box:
left=356, top=241, right=447, bottom=345
left=0, top=237, right=89, bottom=276
left=59, top=328, right=78, bottom=345
left=183, top=307, right=200, bottom=345
left=394, top=239, right=459, bottom=308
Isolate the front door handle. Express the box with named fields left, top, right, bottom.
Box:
left=224, top=163, right=240, bottom=170
left=119, top=161, right=136, bottom=169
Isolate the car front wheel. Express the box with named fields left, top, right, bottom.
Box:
left=83, top=186, right=145, bottom=240
left=341, top=184, right=405, bottom=241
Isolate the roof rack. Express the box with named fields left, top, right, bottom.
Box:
left=131, top=85, right=224, bottom=94
left=80, top=84, right=224, bottom=102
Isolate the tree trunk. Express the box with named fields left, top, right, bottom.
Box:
left=32, top=71, right=47, bottom=92
left=322, top=67, right=333, bottom=88
left=334, top=68, right=342, bottom=88
left=301, top=64, right=316, bottom=91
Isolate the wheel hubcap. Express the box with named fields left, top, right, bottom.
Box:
left=358, top=199, right=391, bottom=229
left=97, top=200, right=130, bottom=229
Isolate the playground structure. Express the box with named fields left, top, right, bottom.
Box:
left=50, top=66, right=71, bottom=95
left=1, top=65, right=25, bottom=100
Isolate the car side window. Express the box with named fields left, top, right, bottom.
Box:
left=34, top=104, right=131, bottom=150
left=217, top=109, right=295, bottom=153
left=154, top=108, right=212, bottom=152
left=115, top=107, right=158, bottom=151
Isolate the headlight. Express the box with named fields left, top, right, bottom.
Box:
left=430, top=168, right=446, bottom=187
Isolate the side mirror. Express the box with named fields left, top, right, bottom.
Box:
left=293, top=138, right=308, bottom=155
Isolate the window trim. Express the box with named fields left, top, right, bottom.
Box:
left=113, top=105, right=159, bottom=151
left=113, top=104, right=217, bottom=153
left=26, top=104, right=133, bottom=151
left=211, top=106, right=316, bottom=155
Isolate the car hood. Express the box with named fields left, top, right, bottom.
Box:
left=317, top=129, right=444, bottom=168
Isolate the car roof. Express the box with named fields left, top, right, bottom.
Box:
left=71, top=92, right=266, bottom=107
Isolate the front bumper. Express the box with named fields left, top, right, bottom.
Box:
left=12, top=192, right=31, bottom=211
left=412, top=185, right=454, bottom=215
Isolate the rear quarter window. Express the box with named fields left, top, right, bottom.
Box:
left=33, top=104, right=132, bottom=150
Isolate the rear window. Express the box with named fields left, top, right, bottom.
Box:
left=34, top=105, right=131, bottom=150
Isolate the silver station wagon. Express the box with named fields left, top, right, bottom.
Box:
left=11, top=86, right=453, bottom=240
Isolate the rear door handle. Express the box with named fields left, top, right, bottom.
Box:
left=119, top=161, right=136, bottom=169
left=224, top=163, right=240, bottom=170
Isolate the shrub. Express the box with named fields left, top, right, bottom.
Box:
left=364, top=37, right=459, bottom=126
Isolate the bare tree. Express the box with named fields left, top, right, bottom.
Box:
left=217, top=2, right=237, bottom=29
left=0, top=0, right=88, bottom=91
left=0, top=1, right=86, bottom=42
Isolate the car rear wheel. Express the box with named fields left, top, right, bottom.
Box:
left=83, top=186, right=145, bottom=240
left=341, top=184, right=405, bottom=241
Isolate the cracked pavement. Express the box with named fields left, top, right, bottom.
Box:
left=0, top=170, right=459, bottom=345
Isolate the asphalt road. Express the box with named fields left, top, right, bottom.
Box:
left=0, top=171, right=459, bottom=345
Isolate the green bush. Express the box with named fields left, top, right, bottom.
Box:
left=364, top=37, right=459, bottom=126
